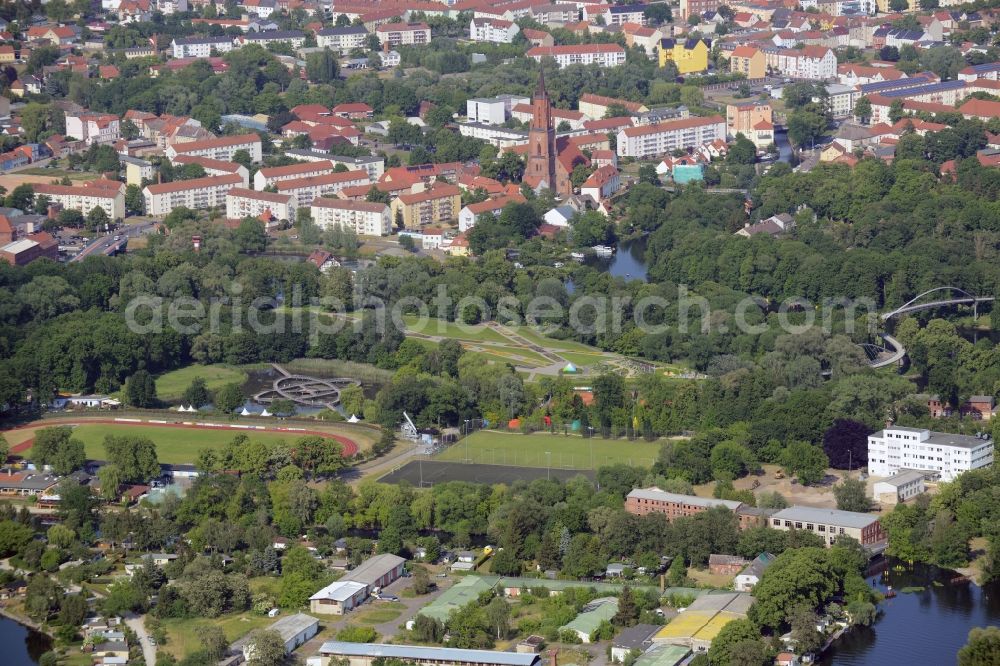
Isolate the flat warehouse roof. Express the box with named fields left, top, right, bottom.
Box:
left=318, top=642, right=541, bottom=666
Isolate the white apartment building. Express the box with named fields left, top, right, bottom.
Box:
left=310, top=197, right=391, bottom=236
left=467, top=98, right=508, bottom=125
left=172, top=155, right=250, bottom=187
left=316, top=26, right=369, bottom=54
left=617, top=115, right=726, bottom=159
left=469, top=17, right=520, bottom=43
left=375, top=22, right=431, bottom=47
left=458, top=194, right=523, bottom=232
left=526, top=44, right=627, bottom=69
left=868, top=426, right=994, bottom=482
left=226, top=187, right=296, bottom=222
left=143, top=174, right=243, bottom=216
left=457, top=122, right=528, bottom=148
left=171, top=36, right=234, bottom=58
left=237, top=30, right=306, bottom=49
left=603, top=4, right=647, bottom=25
left=765, top=46, right=837, bottom=81
left=254, top=160, right=335, bottom=190
left=283, top=150, right=385, bottom=180
left=65, top=113, right=121, bottom=146
left=166, top=134, right=263, bottom=163
left=276, top=170, right=370, bottom=208
left=33, top=182, right=126, bottom=221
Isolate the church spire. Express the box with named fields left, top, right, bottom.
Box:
left=535, top=67, right=548, bottom=99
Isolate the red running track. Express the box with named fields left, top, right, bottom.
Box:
left=3, top=419, right=359, bottom=457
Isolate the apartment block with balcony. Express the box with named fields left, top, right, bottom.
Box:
left=390, top=183, right=461, bottom=229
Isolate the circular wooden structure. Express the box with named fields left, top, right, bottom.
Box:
left=253, top=375, right=360, bottom=409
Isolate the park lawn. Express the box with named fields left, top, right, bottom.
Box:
left=160, top=613, right=275, bottom=659
left=557, top=350, right=610, bottom=368
left=18, top=167, right=99, bottom=180
left=41, top=423, right=297, bottom=464
left=469, top=348, right=551, bottom=368
left=509, top=326, right=598, bottom=353
left=435, top=430, right=661, bottom=470
left=401, top=315, right=508, bottom=344
left=155, top=364, right=248, bottom=402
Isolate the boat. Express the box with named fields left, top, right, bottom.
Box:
left=570, top=252, right=585, bottom=261
left=592, top=245, right=615, bottom=256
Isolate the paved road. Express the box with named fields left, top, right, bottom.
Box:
left=125, top=612, right=157, bottom=666
left=71, top=221, right=157, bottom=262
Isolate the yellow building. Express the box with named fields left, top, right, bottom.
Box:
left=658, top=37, right=710, bottom=74
left=390, top=183, right=462, bottom=229
left=0, top=45, right=15, bottom=63
left=729, top=45, right=765, bottom=80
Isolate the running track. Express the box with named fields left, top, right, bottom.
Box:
left=3, top=418, right=359, bottom=457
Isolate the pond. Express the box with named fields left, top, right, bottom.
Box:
left=583, top=236, right=648, bottom=282
left=822, top=558, right=1000, bottom=665
left=0, top=616, right=53, bottom=666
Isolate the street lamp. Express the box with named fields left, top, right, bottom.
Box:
left=464, top=419, right=470, bottom=462
left=546, top=451, right=551, bottom=480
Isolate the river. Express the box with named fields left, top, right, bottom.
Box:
left=0, top=615, right=53, bottom=666
left=822, top=558, right=1000, bottom=665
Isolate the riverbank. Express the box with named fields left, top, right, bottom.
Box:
left=0, top=605, right=51, bottom=638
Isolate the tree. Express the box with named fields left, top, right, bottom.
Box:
left=787, top=107, right=828, bottom=148
left=306, top=49, right=339, bottom=83
left=59, top=593, right=88, bottom=628
left=780, top=441, right=828, bottom=486
left=98, top=464, right=126, bottom=501
left=31, top=426, right=86, bottom=474
left=788, top=603, right=824, bottom=655
left=125, top=184, right=144, bottom=215
left=823, top=419, right=870, bottom=470
left=413, top=614, right=445, bottom=642
left=485, top=596, right=510, bottom=639
left=667, top=555, right=687, bottom=586
left=958, top=626, right=1000, bottom=666
left=198, top=625, right=229, bottom=662
left=103, top=435, right=160, bottom=483
left=215, top=383, right=246, bottom=414
left=708, top=619, right=766, bottom=666
left=5, top=183, right=34, bottom=211
left=246, top=629, right=288, bottom=666
left=87, top=206, right=110, bottom=230
left=103, top=578, right=147, bottom=616
left=0, top=520, right=34, bottom=557
left=888, top=99, right=906, bottom=124
left=235, top=218, right=267, bottom=253
left=728, top=135, right=757, bottom=165
left=846, top=600, right=877, bottom=627
left=399, top=235, right=416, bottom=252
left=854, top=97, right=872, bottom=124
left=337, top=625, right=379, bottom=642
left=183, top=377, right=212, bottom=408
left=0, top=434, right=8, bottom=464
left=888, top=0, right=908, bottom=10
left=124, top=369, right=157, bottom=408
left=748, top=548, right=837, bottom=630
left=833, top=477, right=870, bottom=513
left=613, top=585, right=639, bottom=627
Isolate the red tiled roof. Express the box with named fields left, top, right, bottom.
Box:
left=527, top=43, right=624, bottom=56
left=397, top=183, right=461, bottom=204
left=275, top=170, right=369, bottom=191
left=621, top=115, right=724, bottom=137
left=228, top=187, right=294, bottom=203
left=258, top=160, right=334, bottom=178
left=311, top=197, right=388, bottom=212
left=144, top=173, right=242, bottom=195
left=170, top=133, right=260, bottom=153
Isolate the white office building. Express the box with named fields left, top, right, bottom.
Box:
left=868, top=426, right=994, bottom=482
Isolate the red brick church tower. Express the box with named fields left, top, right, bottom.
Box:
left=524, top=69, right=558, bottom=193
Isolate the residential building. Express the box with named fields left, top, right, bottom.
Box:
left=526, top=44, right=626, bottom=69
left=121, top=155, right=154, bottom=187
left=316, top=26, right=369, bottom=54
left=729, top=45, right=766, bottom=79
left=708, top=554, right=749, bottom=576
left=226, top=188, right=296, bottom=222
left=33, top=181, right=126, bottom=220
left=734, top=553, right=775, bottom=592
left=391, top=183, right=462, bottom=229
left=616, top=116, right=727, bottom=159
left=458, top=194, right=525, bottom=232
left=458, top=122, right=528, bottom=148
left=309, top=581, right=369, bottom=615
left=734, top=213, right=795, bottom=238
left=143, top=174, right=243, bottom=216
left=769, top=506, right=886, bottom=546
left=868, top=426, right=994, bottom=482
left=310, top=198, right=391, bottom=236
left=165, top=134, right=263, bottom=163
left=171, top=35, right=234, bottom=58
left=580, top=164, right=621, bottom=204
left=659, top=38, right=710, bottom=74
left=726, top=101, right=773, bottom=148
left=765, top=46, right=837, bottom=80
left=238, top=0, right=276, bottom=18
left=237, top=30, right=305, bottom=48
left=254, top=160, right=334, bottom=190
left=65, top=112, right=120, bottom=145
left=315, top=643, right=541, bottom=666
left=375, top=22, right=431, bottom=47
left=332, top=103, right=374, bottom=120
left=825, top=83, right=860, bottom=119
left=276, top=170, right=371, bottom=208
left=467, top=98, right=508, bottom=125
left=604, top=4, right=647, bottom=26
left=244, top=613, right=318, bottom=661
left=173, top=155, right=249, bottom=187
left=872, top=470, right=926, bottom=505
left=470, top=17, right=520, bottom=43
left=679, top=0, right=719, bottom=20
left=578, top=93, right=648, bottom=120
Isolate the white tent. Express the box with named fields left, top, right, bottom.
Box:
left=260, top=409, right=272, bottom=417
left=240, top=407, right=252, bottom=416
left=176, top=405, right=186, bottom=412
left=185, top=405, right=197, bottom=412
left=347, top=414, right=360, bottom=423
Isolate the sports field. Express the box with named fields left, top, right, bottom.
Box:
left=154, top=364, right=249, bottom=401
left=5, top=419, right=367, bottom=464
left=433, top=430, right=661, bottom=469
